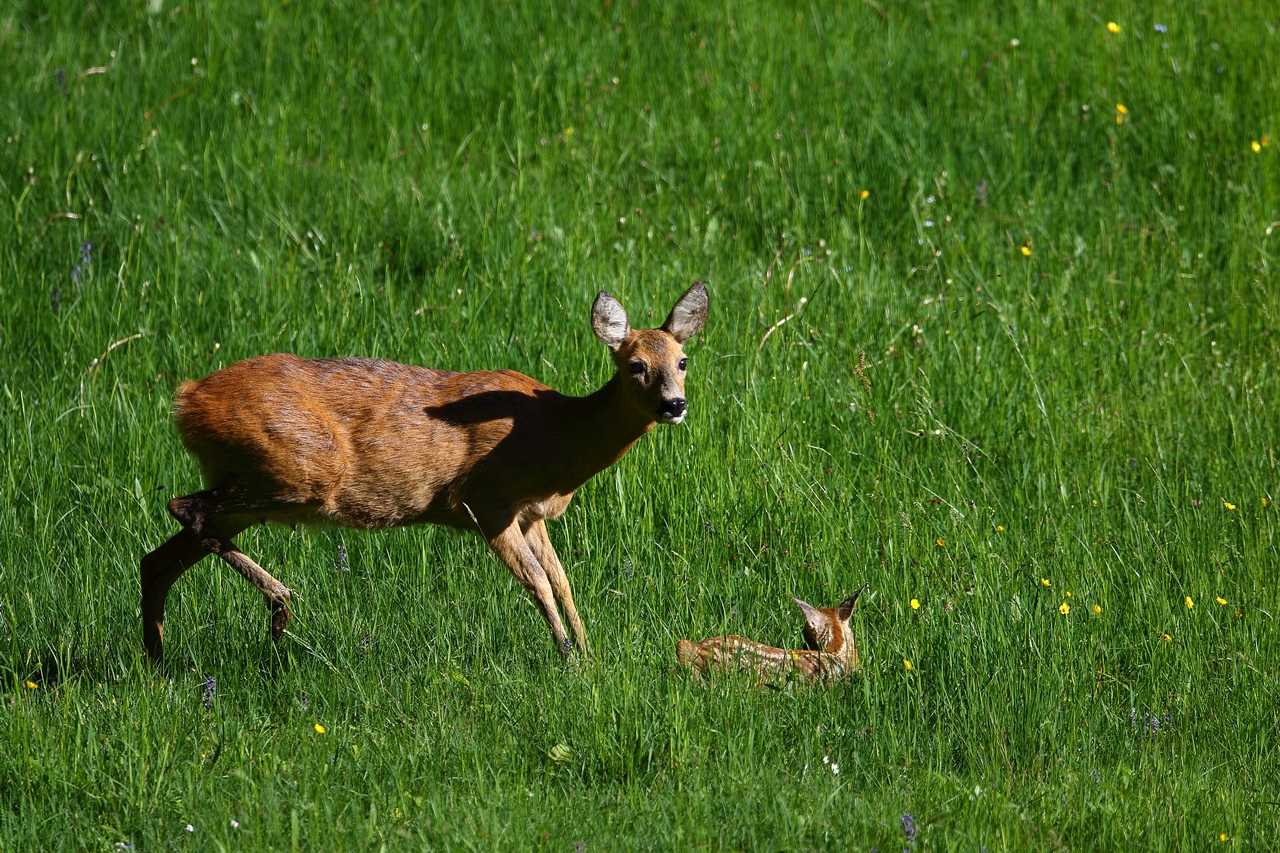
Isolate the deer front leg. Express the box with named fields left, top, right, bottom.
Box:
left=524, top=519, right=587, bottom=653
left=487, top=520, right=573, bottom=656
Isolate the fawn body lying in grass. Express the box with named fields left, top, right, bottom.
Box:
left=677, top=592, right=861, bottom=685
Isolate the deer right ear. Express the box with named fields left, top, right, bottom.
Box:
left=592, top=291, right=630, bottom=351
left=793, top=598, right=826, bottom=631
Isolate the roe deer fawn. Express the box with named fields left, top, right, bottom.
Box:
left=139, top=283, right=709, bottom=662
left=677, top=591, right=861, bottom=685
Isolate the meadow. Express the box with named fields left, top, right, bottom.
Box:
left=2, top=0, right=1278, bottom=849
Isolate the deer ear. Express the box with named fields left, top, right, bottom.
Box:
left=793, top=597, right=827, bottom=634
left=592, top=291, right=630, bottom=351
left=836, top=588, right=863, bottom=622
left=661, top=281, right=709, bottom=343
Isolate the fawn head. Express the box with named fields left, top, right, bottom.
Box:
left=592, top=282, right=709, bottom=425
left=794, top=590, right=862, bottom=662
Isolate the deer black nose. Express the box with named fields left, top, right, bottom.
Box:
left=661, top=398, right=687, bottom=417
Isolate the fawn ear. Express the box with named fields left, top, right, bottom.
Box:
left=794, top=598, right=828, bottom=633
left=836, top=588, right=863, bottom=622
left=592, top=291, right=630, bottom=351
left=661, top=281, right=709, bottom=343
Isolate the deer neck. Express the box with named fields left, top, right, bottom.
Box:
left=557, top=373, right=655, bottom=489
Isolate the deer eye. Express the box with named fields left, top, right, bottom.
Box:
left=629, top=361, right=646, bottom=375
left=677, top=357, right=688, bottom=371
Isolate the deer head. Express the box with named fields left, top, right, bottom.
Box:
left=794, top=590, right=862, bottom=665
left=592, top=282, right=709, bottom=425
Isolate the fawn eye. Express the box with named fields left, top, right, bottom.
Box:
left=629, top=361, right=646, bottom=375
left=677, top=358, right=688, bottom=371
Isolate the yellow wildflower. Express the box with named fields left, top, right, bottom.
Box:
left=1162, top=633, right=1172, bottom=642
left=1065, top=591, right=1072, bottom=597
left=996, top=525, right=1004, bottom=531
left=564, top=127, right=574, bottom=136
left=936, top=536, right=945, bottom=547
left=1058, top=602, right=1070, bottom=615
left=1020, top=246, right=1032, bottom=257
left=903, top=659, right=914, bottom=672
left=1185, top=596, right=1194, bottom=610
left=1252, top=141, right=1262, bottom=153
left=314, top=723, right=326, bottom=734
left=859, top=189, right=870, bottom=200
left=1092, top=604, right=1102, bottom=615
left=24, top=680, right=37, bottom=690
left=1224, top=501, right=1236, bottom=510
left=1263, top=496, right=1271, bottom=507
left=1216, top=597, right=1227, bottom=606
left=1115, top=114, right=1124, bottom=125
left=1235, top=610, right=1243, bottom=618
left=1220, top=834, right=1228, bottom=842
left=910, top=598, right=921, bottom=610
left=1116, top=104, right=1128, bottom=115
left=1106, top=21, right=1121, bottom=34
left=1041, top=578, right=1050, bottom=587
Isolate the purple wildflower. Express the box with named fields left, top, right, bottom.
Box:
left=1153, top=23, right=1167, bottom=33
left=201, top=676, right=216, bottom=709
left=1131, top=706, right=1172, bottom=734
left=902, top=813, right=917, bottom=847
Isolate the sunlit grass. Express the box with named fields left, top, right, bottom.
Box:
left=2, top=1, right=1278, bottom=849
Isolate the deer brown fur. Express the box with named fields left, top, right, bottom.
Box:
left=677, top=592, right=861, bottom=685
left=139, top=284, right=709, bottom=662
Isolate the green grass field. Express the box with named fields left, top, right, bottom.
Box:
left=3, top=0, right=1279, bottom=848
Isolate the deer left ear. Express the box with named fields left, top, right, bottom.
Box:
left=836, top=588, right=864, bottom=622
left=662, top=281, right=709, bottom=343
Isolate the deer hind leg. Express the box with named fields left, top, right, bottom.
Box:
left=524, top=519, right=587, bottom=653
left=141, top=517, right=253, bottom=663
left=486, top=519, right=572, bottom=656
left=167, top=490, right=294, bottom=643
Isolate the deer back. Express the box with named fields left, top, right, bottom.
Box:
left=173, top=354, right=653, bottom=531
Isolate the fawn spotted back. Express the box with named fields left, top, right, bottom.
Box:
left=139, top=284, right=708, bottom=662
left=677, top=591, right=862, bottom=685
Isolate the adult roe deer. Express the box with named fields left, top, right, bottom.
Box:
left=677, top=592, right=862, bottom=685
left=139, top=283, right=709, bottom=662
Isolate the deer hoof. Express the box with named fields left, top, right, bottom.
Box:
left=270, top=591, right=292, bottom=641
left=142, top=627, right=164, bottom=664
